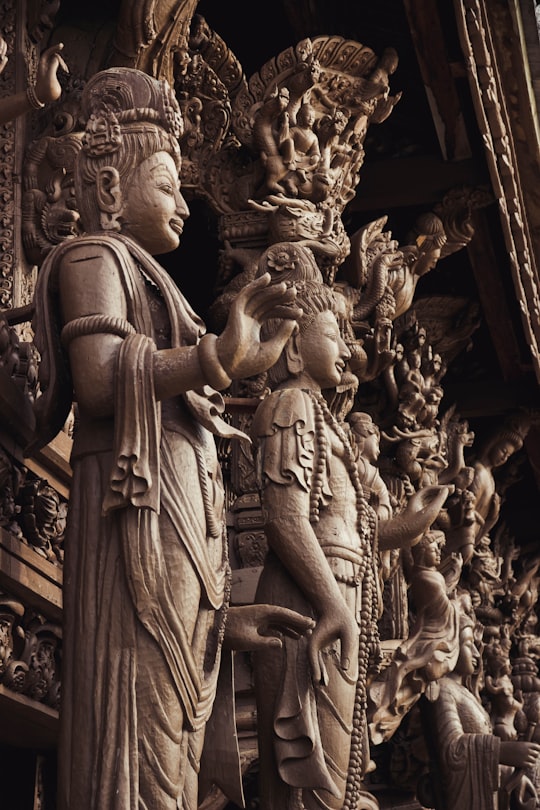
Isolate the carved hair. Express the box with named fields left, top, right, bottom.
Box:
left=407, top=211, right=447, bottom=250
left=349, top=410, right=379, bottom=438
left=75, top=68, right=183, bottom=232
left=481, top=414, right=530, bottom=459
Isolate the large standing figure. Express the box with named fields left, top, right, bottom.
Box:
left=250, top=243, right=453, bottom=810
left=31, top=67, right=301, bottom=810
left=249, top=243, right=383, bottom=809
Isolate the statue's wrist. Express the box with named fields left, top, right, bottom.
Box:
left=26, top=85, right=45, bottom=109
left=198, top=333, right=232, bottom=390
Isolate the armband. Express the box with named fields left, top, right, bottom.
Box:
left=61, top=315, right=136, bottom=347
left=26, top=85, right=45, bottom=110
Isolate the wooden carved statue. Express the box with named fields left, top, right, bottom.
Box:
left=423, top=611, right=540, bottom=810
left=349, top=411, right=452, bottom=583
left=339, top=213, right=447, bottom=329
left=468, top=415, right=530, bottom=549
left=30, top=67, right=313, bottom=810
left=368, top=530, right=461, bottom=746
left=250, top=245, right=451, bottom=810
left=250, top=260, right=379, bottom=810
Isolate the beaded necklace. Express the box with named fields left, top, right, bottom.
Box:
left=307, top=390, right=376, bottom=545
left=307, top=389, right=382, bottom=800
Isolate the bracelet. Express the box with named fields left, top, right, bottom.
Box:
left=198, top=333, right=232, bottom=390
left=26, top=85, right=45, bottom=110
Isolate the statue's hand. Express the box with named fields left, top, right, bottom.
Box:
left=407, top=484, right=454, bottom=519
left=308, top=603, right=359, bottom=685
left=500, top=740, right=540, bottom=769
left=223, top=604, right=314, bottom=652
left=217, top=273, right=301, bottom=380
left=34, top=43, right=69, bottom=105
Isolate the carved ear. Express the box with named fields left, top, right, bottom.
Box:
left=96, top=167, right=122, bottom=231
left=285, top=329, right=303, bottom=377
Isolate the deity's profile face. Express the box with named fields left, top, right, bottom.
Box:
left=455, top=626, right=480, bottom=677
left=422, top=536, right=442, bottom=568
left=297, top=310, right=350, bottom=389
left=419, top=244, right=442, bottom=273
left=362, top=429, right=380, bottom=464
left=120, top=151, right=189, bottom=255
left=488, top=438, right=518, bottom=468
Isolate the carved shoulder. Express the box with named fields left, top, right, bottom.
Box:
left=57, top=240, right=129, bottom=325
left=252, top=388, right=315, bottom=439
left=251, top=388, right=316, bottom=491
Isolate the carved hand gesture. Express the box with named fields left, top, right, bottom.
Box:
left=500, top=740, right=540, bottom=769
left=35, top=43, right=69, bottom=105
left=224, top=604, right=315, bottom=651
left=217, top=272, right=301, bottom=380
left=308, top=601, right=359, bottom=685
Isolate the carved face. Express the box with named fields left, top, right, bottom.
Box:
left=362, top=431, right=380, bottom=464
left=297, top=310, right=350, bottom=389
left=489, top=439, right=518, bottom=468
left=121, top=151, right=189, bottom=255
left=419, top=535, right=442, bottom=568
left=455, top=626, right=480, bottom=677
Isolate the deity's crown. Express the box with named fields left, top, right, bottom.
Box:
left=81, top=67, right=183, bottom=157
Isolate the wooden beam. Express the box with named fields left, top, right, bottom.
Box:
left=0, top=685, right=58, bottom=748
left=465, top=210, right=527, bottom=382
left=403, top=0, right=471, bottom=160
left=0, top=529, right=62, bottom=623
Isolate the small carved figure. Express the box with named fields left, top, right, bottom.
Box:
left=484, top=634, right=525, bottom=742
left=252, top=84, right=294, bottom=196
left=0, top=595, right=24, bottom=680
left=368, top=531, right=461, bottom=745
left=423, top=612, right=540, bottom=810
left=468, top=416, right=530, bottom=547
left=341, top=213, right=447, bottom=327
left=31, top=67, right=306, bottom=810
left=350, top=412, right=451, bottom=567
left=285, top=102, right=321, bottom=176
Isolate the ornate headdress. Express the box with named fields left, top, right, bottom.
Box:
left=80, top=67, right=183, bottom=157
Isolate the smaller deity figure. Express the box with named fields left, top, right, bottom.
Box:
left=0, top=595, right=24, bottom=680
left=252, top=84, right=293, bottom=196
left=340, top=213, right=447, bottom=328
left=368, top=530, right=461, bottom=745
left=317, top=107, right=350, bottom=171
left=484, top=632, right=525, bottom=743
left=350, top=412, right=451, bottom=579
left=512, top=616, right=540, bottom=746
left=282, top=102, right=321, bottom=188
left=423, top=611, right=540, bottom=810
left=468, top=416, right=530, bottom=548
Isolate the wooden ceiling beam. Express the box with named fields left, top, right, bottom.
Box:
left=466, top=209, right=528, bottom=383
left=402, top=0, right=471, bottom=161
